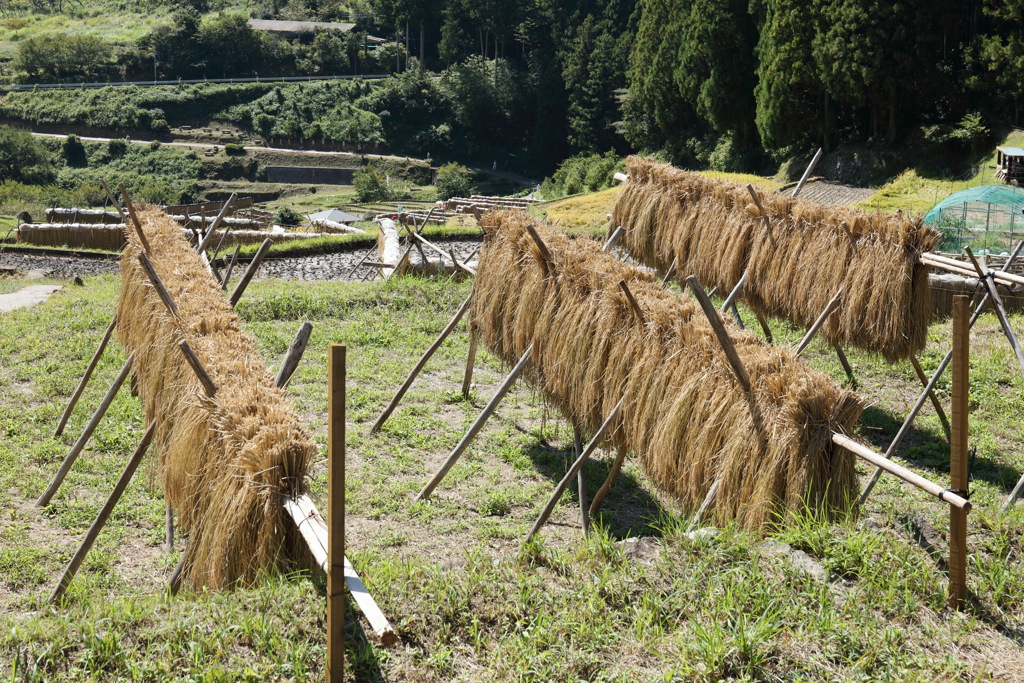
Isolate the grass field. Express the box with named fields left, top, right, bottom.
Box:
left=1, top=270, right=1023, bottom=680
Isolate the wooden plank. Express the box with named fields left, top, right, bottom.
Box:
left=54, top=314, right=117, bottom=438
left=949, top=295, right=970, bottom=609
left=283, top=495, right=399, bottom=647
left=416, top=344, right=533, bottom=501
left=328, top=344, right=345, bottom=681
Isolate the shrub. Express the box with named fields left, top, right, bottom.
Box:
left=539, top=151, right=623, bottom=199
left=274, top=206, right=302, bottom=226
left=62, top=134, right=87, bottom=167
left=353, top=163, right=411, bottom=202
left=107, top=138, right=128, bottom=157
left=151, top=118, right=170, bottom=135
left=0, top=126, right=55, bottom=184
left=224, top=143, right=246, bottom=156
left=434, top=162, right=472, bottom=200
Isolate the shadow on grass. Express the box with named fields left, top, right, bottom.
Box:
left=860, top=406, right=1021, bottom=490
left=521, top=438, right=669, bottom=540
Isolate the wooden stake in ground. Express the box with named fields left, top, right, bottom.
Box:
left=54, top=315, right=117, bottom=438
left=573, top=425, right=589, bottom=535
left=795, top=289, right=843, bottom=356
left=462, top=332, right=477, bottom=398
left=327, top=344, right=345, bottom=682
left=371, top=294, right=474, bottom=433
left=685, top=276, right=750, bottom=392
left=416, top=344, right=534, bottom=501
left=949, top=295, right=969, bottom=609
left=228, top=238, right=272, bottom=306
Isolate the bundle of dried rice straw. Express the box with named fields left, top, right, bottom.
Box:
left=117, top=208, right=315, bottom=589
left=612, top=157, right=939, bottom=361
left=472, top=211, right=864, bottom=528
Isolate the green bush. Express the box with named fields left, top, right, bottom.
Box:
left=434, top=162, right=472, bottom=200
left=353, top=163, right=411, bottom=202
left=0, top=126, right=55, bottom=184
left=539, top=151, right=622, bottom=199
left=274, top=206, right=302, bottom=226
left=224, top=143, right=246, bottom=156
left=62, top=134, right=87, bottom=168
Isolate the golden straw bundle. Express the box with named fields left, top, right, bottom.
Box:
left=472, top=211, right=864, bottom=528
left=16, top=224, right=127, bottom=251
left=612, top=157, right=939, bottom=361
left=117, top=208, right=315, bottom=589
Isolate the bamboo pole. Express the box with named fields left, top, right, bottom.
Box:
left=196, top=193, right=237, bottom=254
left=275, top=321, right=314, bottom=389
left=221, top=244, right=241, bottom=291
left=795, top=290, right=843, bottom=356
left=685, top=276, right=751, bottom=393
left=416, top=344, right=533, bottom=501
left=54, top=315, right=117, bottom=437
left=618, top=280, right=646, bottom=323
left=410, top=232, right=476, bottom=275
left=791, top=147, right=823, bottom=198
left=686, top=476, right=722, bottom=533
left=327, top=344, right=345, bottom=682
left=37, top=355, right=135, bottom=507
left=117, top=183, right=151, bottom=254
left=165, top=503, right=174, bottom=552
left=589, top=443, right=626, bottom=515
left=602, top=226, right=624, bottom=252
left=909, top=355, right=951, bottom=438
left=755, top=312, right=773, bottom=343
left=720, top=271, right=747, bottom=313
left=49, top=421, right=156, bottom=603
left=177, top=341, right=217, bottom=397
left=371, top=294, right=474, bottom=433
left=833, top=344, right=856, bottom=385
left=527, top=397, right=625, bottom=540
left=99, top=180, right=129, bottom=225
left=832, top=432, right=971, bottom=510
left=574, top=425, right=589, bottom=535
left=949, top=295, right=970, bottom=609
left=964, top=246, right=1024, bottom=377
left=137, top=252, right=178, bottom=315
left=228, top=238, right=272, bottom=306
left=462, top=332, right=477, bottom=398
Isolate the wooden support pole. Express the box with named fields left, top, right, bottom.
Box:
left=795, top=290, right=843, bottom=356
left=221, top=244, right=241, bottom=291
left=1002, top=473, right=1024, bottom=512
left=745, top=185, right=771, bottom=231
left=228, top=238, right=272, bottom=307
left=602, top=226, right=624, bottom=252
left=524, top=224, right=552, bottom=262
left=686, top=476, right=722, bottom=533
left=275, top=321, right=314, bottom=389
left=117, top=183, right=151, bottom=253
left=165, top=502, right=174, bottom=553
left=792, top=147, right=823, bottom=198
left=685, top=276, right=751, bottom=393
left=37, top=355, right=134, bottom=507
left=755, top=312, right=773, bottom=343
left=99, top=179, right=129, bottom=225
left=661, top=261, right=678, bottom=285
left=965, top=246, right=1024, bottom=377
left=327, top=344, right=345, bottom=682
left=618, top=280, right=646, bottom=323
left=177, top=341, right=217, bottom=397
left=589, top=443, right=626, bottom=515
left=462, top=332, right=477, bottom=398
left=416, top=344, right=533, bottom=501
left=574, top=426, right=589, bottom=535
left=371, top=294, right=474, bottom=433
left=861, top=241, right=1024, bottom=504
left=833, top=344, right=857, bottom=385
left=55, top=315, right=117, bottom=437
left=949, top=295, right=970, bottom=609
left=527, top=397, right=625, bottom=540
left=909, top=355, right=951, bottom=438
left=720, top=271, right=747, bottom=313
left=49, top=421, right=156, bottom=603
left=207, top=195, right=239, bottom=261
left=410, top=231, right=477, bottom=275
left=196, top=193, right=237, bottom=254
left=833, top=433, right=970, bottom=510
left=137, top=252, right=178, bottom=315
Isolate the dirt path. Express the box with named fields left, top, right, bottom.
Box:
left=0, top=284, right=62, bottom=312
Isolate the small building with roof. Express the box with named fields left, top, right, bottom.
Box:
left=996, top=146, right=1024, bottom=185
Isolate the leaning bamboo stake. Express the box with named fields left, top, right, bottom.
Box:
left=416, top=344, right=534, bottom=501
left=909, top=355, right=951, bottom=438
left=589, top=443, right=626, bottom=514
left=462, top=332, right=477, bottom=398
left=54, top=315, right=117, bottom=438
left=603, top=226, right=624, bottom=252
left=411, top=232, right=477, bottom=275
left=37, top=355, right=135, bottom=507
left=527, top=397, right=625, bottom=540
left=221, top=245, right=241, bottom=291
left=117, top=183, right=151, bottom=253
left=99, top=180, right=129, bottom=226
left=228, top=238, right=272, bottom=306
left=49, top=421, right=156, bottom=602
left=327, top=344, right=345, bottom=681
left=177, top=341, right=218, bottom=397
left=573, top=426, right=589, bottom=535
left=275, top=322, right=314, bottom=389
left=949, top=295, right=970, bottom=609
left=618, top=280, right=646, bottom=323
left=792, top=148, right=823, bottom=198
left=720, top=271, right=748, bottom=313
left=137, top=253, right=178, bottom=316
left=965, top=246, right=1024, bottom=377
left=371, top=294, right=474, bottom=433
left=685, top=276, right=750, bottom=392
left=166, top=503, right=174, bottom=552
left=196, top=193, right=237, bottom=254
left=795, top=290, right=843, bottom=356
left=686, top=477, right=722, bottom=533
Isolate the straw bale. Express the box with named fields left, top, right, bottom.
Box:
left=117, top=208, right=315, bottom=589
left=16, top=224, right=127, bottom=251
left=472, top=211, right=863, bottom=528
left=612, top=157, right=939, bottom=361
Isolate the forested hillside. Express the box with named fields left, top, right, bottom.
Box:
left=0, top=0, right=1020, bottom=174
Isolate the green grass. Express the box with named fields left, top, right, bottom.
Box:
left=1, top=275, right=1023, bottom=680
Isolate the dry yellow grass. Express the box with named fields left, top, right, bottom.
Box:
left=613, top=157, right=939, bottom=361
left=472, top=210, right=863, bottom=528
left=117, top=208, right=316, bottom=589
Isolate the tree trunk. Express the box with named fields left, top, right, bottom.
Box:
left=888, top=89, right=897, bottom=145
left=419, top=19, right=425, bottom=73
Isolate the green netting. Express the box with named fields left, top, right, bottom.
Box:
left=923, top=185, right=1024, bottom=252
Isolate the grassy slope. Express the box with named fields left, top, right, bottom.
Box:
left=857, top=131, right=1024, bottom=216
left=1, top=273, right=1023, bottom=680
